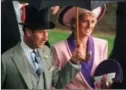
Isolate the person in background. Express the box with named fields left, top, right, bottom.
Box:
left=52, top=5, right=108, bottom=89
left=51, top=6, right=60, bottom=15
left=1, top=6, right=85, bottom=89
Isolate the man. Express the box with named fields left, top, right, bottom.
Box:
left=1, top=6, right=82, bottom=89
left=1, top=0, right=58, bottom=54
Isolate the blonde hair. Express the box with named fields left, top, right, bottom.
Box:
left=70, top=10, right=97, bottom=29
left=79, top=13, right=97, bottom=20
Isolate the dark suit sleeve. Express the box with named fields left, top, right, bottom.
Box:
left=51, top=47, right=80, bottom=88
left=1, top=2, right=20, bottom=54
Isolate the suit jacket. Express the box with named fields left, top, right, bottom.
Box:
left=52, top=37, right=108, bottom=89
left=1, top=1, right=50, bottom=54
left=1, top=43, right=80, bottom=89
left=1, top=1, right=20, bottom=54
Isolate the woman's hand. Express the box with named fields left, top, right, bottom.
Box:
left=95, top=75, right=113, bottom=89
left=71, top=44, right=87, bottom=63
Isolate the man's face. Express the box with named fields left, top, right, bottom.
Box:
left=26, top=29, right=49, bottom=48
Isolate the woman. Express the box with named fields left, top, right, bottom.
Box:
left=51, top=5, right=108, bottom=89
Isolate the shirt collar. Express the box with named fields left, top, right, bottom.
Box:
left=12, top=1, right=29, bottom=9
left=21, top=40, right=33, bottom=55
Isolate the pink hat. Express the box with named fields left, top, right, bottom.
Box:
left=57, top=5, right=106, bottom=27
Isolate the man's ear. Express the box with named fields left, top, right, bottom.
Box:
left=25, top=28, right=32, bottom=37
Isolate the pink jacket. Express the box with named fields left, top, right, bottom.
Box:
left=51, top=37, right=108, bottom=89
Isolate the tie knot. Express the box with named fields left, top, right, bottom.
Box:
left=32, top=50, right=39, bottom=63
left=33, top=50, right=37, bottom=55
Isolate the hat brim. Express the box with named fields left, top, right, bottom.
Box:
left=57, top=5, right=106, bottom=28
left=94, top=59, right=123, bottom=82
left=19, top=21, right=55, bottom=30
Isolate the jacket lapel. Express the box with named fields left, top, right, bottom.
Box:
left=38, top=46, right=52, bottom=89
left=66, top=40, right=93, bottom=88
left=12, top=43, right=32, bottom=89
left=79, top=72, right=93, bottom=89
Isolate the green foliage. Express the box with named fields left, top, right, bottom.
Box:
left=48, top=29, right=71, bottom=44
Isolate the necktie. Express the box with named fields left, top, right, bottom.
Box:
left=20, top=3, right=26, bottom=23
left=32, top=51, right=43, bottom=76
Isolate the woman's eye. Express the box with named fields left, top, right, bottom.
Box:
left=91, top=20, right=97, bottom=24
left=91, top=21, right=95, bottom=23
left=81, top=20, right=87, bottom=23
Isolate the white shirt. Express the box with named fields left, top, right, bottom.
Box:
left=21, top=40, right=39, bottom=71
left=12, top=1, right=28, bottom=40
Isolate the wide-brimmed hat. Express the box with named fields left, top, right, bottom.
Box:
left=20, top=6, right=55, bottom=30
left=57, top=5, right=106, bottom=27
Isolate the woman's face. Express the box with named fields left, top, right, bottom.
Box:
left=79, top=14, right=97, bottom=37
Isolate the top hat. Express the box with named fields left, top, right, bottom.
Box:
left=94, top=59, right=123, bottom=82
left=20, top=6, right=55, bottom=30
left=57, top=5, right=106, bottom=27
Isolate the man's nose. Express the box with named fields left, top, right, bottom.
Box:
left=43, top=32, right=48, bottom=40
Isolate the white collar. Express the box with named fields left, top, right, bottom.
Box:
left=12, top=1, right=29, bottom=9
left=21, top=40, right=33, bottom=55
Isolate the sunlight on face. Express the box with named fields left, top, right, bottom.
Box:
left=79, top=14, right=97, bottom=37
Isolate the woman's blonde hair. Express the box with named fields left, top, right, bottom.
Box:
left=70, top=10, right=97, bottom=29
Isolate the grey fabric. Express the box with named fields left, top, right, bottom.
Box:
left=26, top=58, right=42, bottom=89
left=1, top=43, right=80, bottom=89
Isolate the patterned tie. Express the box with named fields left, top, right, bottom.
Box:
left=32, top=50, right=43, bottom=76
